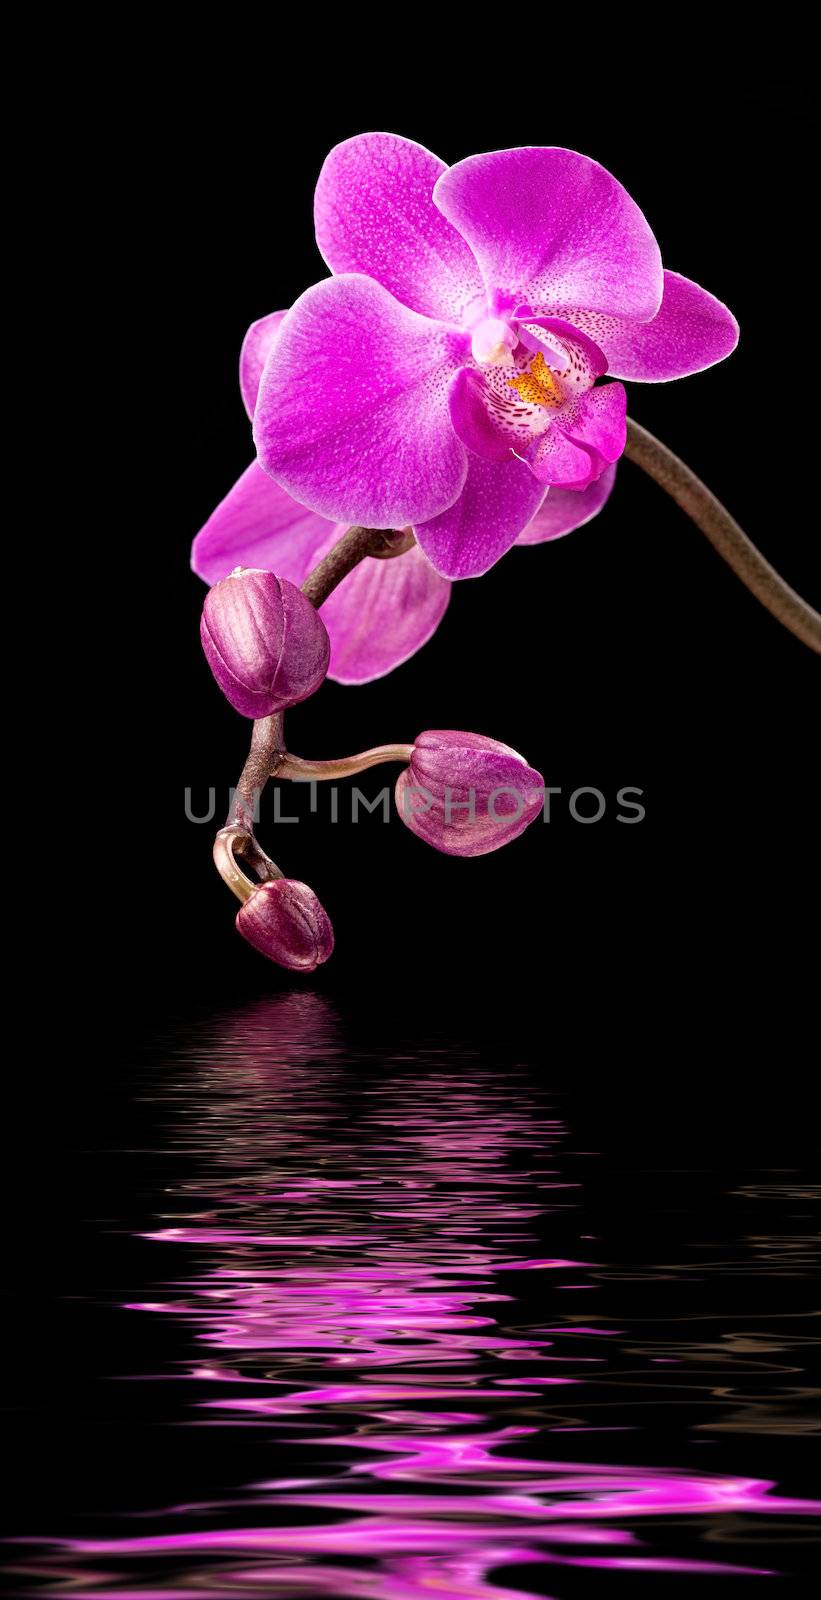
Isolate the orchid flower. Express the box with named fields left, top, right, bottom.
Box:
left=195, top=135, right=820, bottom=973
left=192, top=314, right=616, bottom=685
left=250, top=134, right=738, bottom=579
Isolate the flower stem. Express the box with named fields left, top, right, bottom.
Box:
left=214, top=525, right=414, bottom=904
left=624, top=418, right=821, bottom=654
left=301, top=525, right=415, bottom=608
left=277, top=744, right=415, bottom=782
left=227, top=712, right=286, bottom=830
left=213, top=826, right=284, bottom=905
left=214, top=713, right=287, bottom=902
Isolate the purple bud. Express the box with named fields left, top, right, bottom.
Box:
left=395, top=730, right=544, bottom=857
left=236, top=879, right=335, bottom=971
left=201, top=568, right=330, bottom=718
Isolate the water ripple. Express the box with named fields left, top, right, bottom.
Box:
left=12, top=995, right=820, bottom=1595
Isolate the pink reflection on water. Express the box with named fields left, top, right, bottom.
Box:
left=24, top=996, right=821, bottom=1595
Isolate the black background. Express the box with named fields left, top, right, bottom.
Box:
left=8, top=41, right=820, bottom=1587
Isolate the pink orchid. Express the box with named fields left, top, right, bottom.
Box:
left=192, top=334, right=616, bottom=684
left=246, top=134, right=737, bottom=580
left=191, top=137, right=820, bottom=975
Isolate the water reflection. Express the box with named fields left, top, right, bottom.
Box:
left=18, top=995, right=821, bottom=1594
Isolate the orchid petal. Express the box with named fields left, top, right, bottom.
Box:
left=559, top=383, right=627, bottom=467
left=191, top=469, right=449, bottom=684
left=314, top=132, right=484, bottom=323
left=529, top=429, right=599, bottom=490
left=566, top=271, right=739, bottom=381
left=512, top=312, right=608, bottom=377
left=516, top=465, right=617, bottom=544
left=434, top=147, right=663, bottom=321
left=191, top=462, right=330, bottom=586
left=447, top=367, right=514, bottom=463
left=415, top=453, right=547, bottom=579
left=316, top=533, right=451, bottom=684
left=239, top=311, right=287, bottom=419
left=254, top=274, right=468, bottom=528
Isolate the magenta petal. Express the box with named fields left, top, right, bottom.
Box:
left=191, top=462, right=332, bottom=587
left=529, top=429, right=598, bottom=489
left=578, top=270, right=740, bottom=381
left=448, top=367, right=513, bottom=462
left=513, top=312, right=607, bottom=375
left=314, top=132, right=484, bottom=323
left=316, top=535, right=451, bottom=684
left=414, top=453, right=547, bottom=579
left=434, top=148, right=663, bottom=320
left=239, top=311, right=287, bottom=420
left=516, top=465, right=617, bottom=544
left=561, top=383, right=627, bottom=465
left=253, top=274, right=468, bottom=528
left=191, top=469, right=447, bottom=684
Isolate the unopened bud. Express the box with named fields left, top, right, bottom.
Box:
left=395, top=730, right=544, bottom=857
left=201, top=568, right=330, bottom=718
left=235, top=878, right=334, bottom=971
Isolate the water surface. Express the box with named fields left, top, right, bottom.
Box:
left=9, top=994, right=819, bottom=1595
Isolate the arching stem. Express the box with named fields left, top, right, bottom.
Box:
left=278, top=745, right=414, bottom=782
left=301, top=525, right=414, bottom=608
left=624, top=418, right=821, bottom=654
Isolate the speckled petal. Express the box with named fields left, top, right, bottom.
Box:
left=513, top=311, right=607, bottom=376
left=447, top=367, right=513, bottom=463
left=434, top=148, right=663, bottom=320
left=316, top=533, right=451, bottom=684
left=253, top=274, right=469, bottom=528
left=192, top=469, right=449, bottom=685
left=516, top=465, right=617, bottom=544
left=529, top=427, right=599, bottom=489
left=314, top=133, right=485, bottom=324
left=239, top=311, right=287, bottom=419
left=414, top=452, right=547, bottom=579
left=557, top=383, right=627, bottom=469
left=564, top=271, right=739, bottom=381
left=191, top=462, right=331, bottom=587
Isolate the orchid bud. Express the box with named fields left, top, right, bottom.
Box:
left=395, top=730, right=544, bottom=857
left=201, top=568, right=330, bottom=718
left=236, top=879, right=334, bottom=971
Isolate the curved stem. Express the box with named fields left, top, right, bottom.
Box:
left=213, top=827, right=284, bottom=905
left=214, top=526, right=414, bottom=905
left=227, top=712, right=285, bottom=830
left=216, top=713, right=287, bottom=902
left=301, top=526, right=414, bottom=608
left=278, top=744, right=415, bottom=782
left=624, top=418, right=821, bottom=654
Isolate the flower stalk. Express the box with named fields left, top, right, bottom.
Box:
left=301, top=525, right=415, bottom=608
left=228, top=712, right=286, bottom=830
left=214, top=713, right=287, bottom=903
left=213, top=827, right=284, bottom=905
left=277, top=745, right=414, bottom=782
left=624, top=419, right=821, bottom=654
left=213, top=545, right=416, bottom=910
